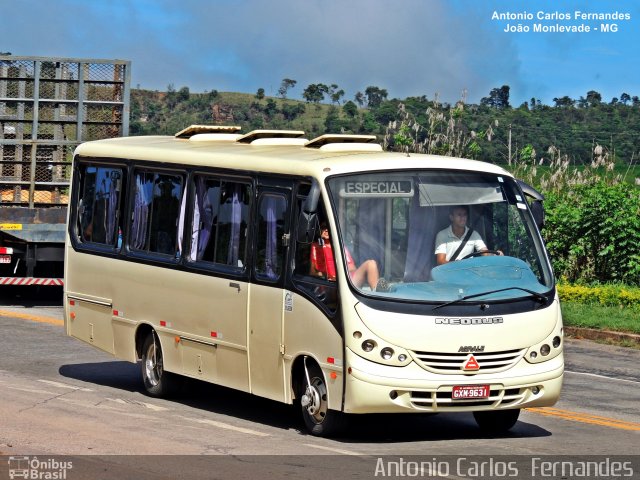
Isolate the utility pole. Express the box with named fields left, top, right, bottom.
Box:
left=508, top=124, right=512, bottom=165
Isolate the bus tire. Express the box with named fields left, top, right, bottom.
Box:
left=141, top=332, right=181, bottom=397
left=299, top=364, right=346, bottom=437
left=473, top=409, right=520, bottom=434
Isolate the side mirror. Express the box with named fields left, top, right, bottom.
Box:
left=530, top=200, right=545, bottom=230
left=517, top=180, right=545, bottom=230
left=296, top=179, right=321, bottom=243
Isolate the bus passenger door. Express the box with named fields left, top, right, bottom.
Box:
left=248, top=188, right=290, bottom=401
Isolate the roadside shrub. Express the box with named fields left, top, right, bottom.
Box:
left=557, top=284, right=640, bottom=310
left=543, top=182, right=640, bottom=285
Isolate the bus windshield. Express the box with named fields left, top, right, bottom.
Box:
left=326, top=170, right=554, bottom=303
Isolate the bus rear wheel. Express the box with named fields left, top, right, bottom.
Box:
left=299, top=363, right=346, bottom=437
left=473, top=409, right=520, bottom=434
left=141, top=332, right=181, bottom=397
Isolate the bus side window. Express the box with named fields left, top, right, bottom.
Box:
left=293, top=197, right=317, bottom=279
left=189, top=176, right=250, bottom=269
left=130, top=170, right=184, bottom=256
left=77, top=165, right=123, bottom=247
left=292, top=197, right=338, bottom=313
left=255, top=193, right=287, bottom=281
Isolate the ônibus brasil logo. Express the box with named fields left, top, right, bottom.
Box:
left=8, top=456, right=73, bottom=480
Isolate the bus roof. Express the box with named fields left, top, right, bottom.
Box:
left=73, top=130, right=514, bottom=181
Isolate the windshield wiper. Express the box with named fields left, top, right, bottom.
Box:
left=431, top=287, right=548, bottom=311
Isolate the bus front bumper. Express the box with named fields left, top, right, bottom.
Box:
left=343, top=349, right=564, bottom=414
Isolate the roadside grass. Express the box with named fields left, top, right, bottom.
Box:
left=561, top=302, right=640, bottom=335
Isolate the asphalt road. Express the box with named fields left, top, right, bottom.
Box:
left=0, top=297, right=639, bottom=479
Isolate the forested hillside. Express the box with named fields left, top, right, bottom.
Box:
left=128, top=82, right=639, bottom=285
left=130, top=83, right=640, bottom=172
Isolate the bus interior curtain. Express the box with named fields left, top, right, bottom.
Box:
left=192, top=176, right=215, bottom=261
left=227, top=184, right=242, bottom=266
left=403, top=194, right=437, bottom=282
left=177, top=181, right=187, bottom=256
left=356, top=198, right=385, bottom=272
left=264, top=195, right=278, bottom=279
left=106, top=173, right=118, bottom=244
left=131, top=174, right=153, bottom=250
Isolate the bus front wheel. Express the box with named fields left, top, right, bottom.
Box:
left=473, top=409, right=520, bottom=434
left=141, top=332, right=181, bottom=397
left=299, top=363, right=346, bottom=437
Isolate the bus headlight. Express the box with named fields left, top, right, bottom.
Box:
left=351, top=306, right=412, bottom=367
left=380, top=347, right=394, bottom=360
left=362, top=340, right=376, bottom=352
left=525, top=326, right=563, bottom=364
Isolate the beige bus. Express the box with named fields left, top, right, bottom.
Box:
left=64, top=125, right=563, bottom=436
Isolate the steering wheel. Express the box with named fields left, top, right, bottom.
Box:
left=461, top=249, right=503, bottom=260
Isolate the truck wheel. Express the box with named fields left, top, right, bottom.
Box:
left=473, top=409, right=520, bottom=434
left=141, top=332, right=181, bottom=397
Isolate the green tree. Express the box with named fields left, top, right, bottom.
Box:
left=302, top=83, right=328, bottom=103
left=264, top=98, right=278, bottom=117
left=329, top=84, right=345, bottom=104
left=361, top=112, right=378, bottom=133
left=324, top=105, right=344, bottom=132
left=278, top=78, right=297, bottom=99
left=480, top=85, right=511, bottom=109
left=281, top=103, right=305, bottom=121
left=177, top=86, right=190, bottom=102
left=364, top=86, right=388, bottom=108
left=553, top=96, right=575, bottom=108
left=586, top=90, right=602, bottom=106
left=165, top=84, right=177, bottom=109
left=343, top=100, right=358, bottom=118
left=255, top=88, right=265, bottom=100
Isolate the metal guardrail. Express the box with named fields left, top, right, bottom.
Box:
left=0, top=56, right=131, bottom=207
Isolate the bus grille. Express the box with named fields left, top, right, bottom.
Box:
left=411, top=349, right=525, bottom=374
left=410, top=387, right=524, bottom=410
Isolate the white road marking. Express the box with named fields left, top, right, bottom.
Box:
left=55, top=398, right=157, bottom=420
left=565, top=370, right=640, bottom=385
left=302, top=443, right=363, bottom=456
left=184, top=417, right=270, bottom=437
left=38, top=379, right=94, bottom=392
left=56, top=397, right=124, bottom=410
left=106, top=398, right=169, bottom=412
left=6, top=386, right=56, bottom=395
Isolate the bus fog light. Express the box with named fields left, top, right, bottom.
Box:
left=380, top=347, right=394, bottom=360
left=353, top=331, right=362, bottom=339
left=540, top=344, right=551, bottom=356
left=389, top=390, right=398, bottom=400
left=529, top=351, right=537, bottom=359
left=398, top=354, right=407, bottom=362
left=552, top=336, right=561, bottom=348
left=362, top=340, right=376, bottom=352
left=531, top=386, right=540, bottom=395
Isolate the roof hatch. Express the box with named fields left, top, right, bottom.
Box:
left=236, top=129, right=307, bottom=146
left=305, top=134, right=382, bottom=152
left=175, top=125, right=242, bottom=140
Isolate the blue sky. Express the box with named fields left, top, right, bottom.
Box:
left=3, top=0, right=639, bottom=106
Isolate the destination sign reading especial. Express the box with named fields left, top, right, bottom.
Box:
left=341, top=180, right=413, bottom=197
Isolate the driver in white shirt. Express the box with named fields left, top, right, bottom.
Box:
left=435, top=205, right=500, bottom=265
